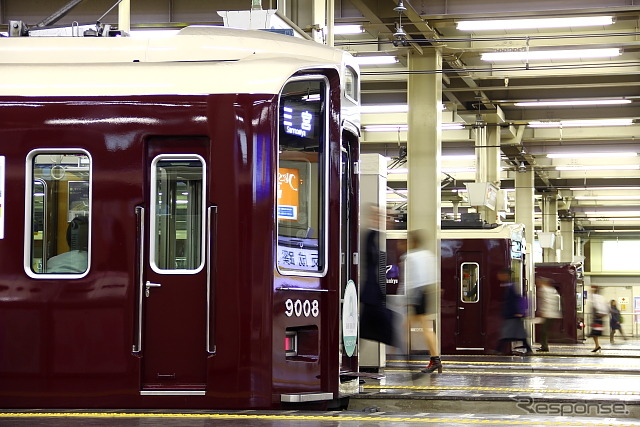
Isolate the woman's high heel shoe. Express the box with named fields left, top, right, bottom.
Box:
left=591, top=346, right=601, bottom=353
left=421, top=357, right=443, bottom=374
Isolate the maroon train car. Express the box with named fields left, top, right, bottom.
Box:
left=0, top=27, right=361, bottom=409
left=535, top=263, right=582, bottom=344
left=387, top=223, right=528, bottom=355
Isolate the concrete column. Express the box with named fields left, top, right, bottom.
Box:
left=118, top=0, right=130, bottom=36
left=515, top=170, right=535, bottom=340
left=359, top=154, right=387, bottom=369
left=311, top=0, right=326, bottom=44
left=325, top=0, right=334, bottom=46
left=407, top=49, right=442, bottom=349
left=542, top=196, right=559, bottom=262
left=560, top=218, right=575, bottom=262
left=475, top=125, right=501, bottom=223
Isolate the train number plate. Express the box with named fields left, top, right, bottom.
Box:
left=285, top=299, right=319, bottom=318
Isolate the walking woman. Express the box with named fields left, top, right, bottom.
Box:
left=609, top=299, right=627, bottom=344
left=589, top=286, right=608, bottom=353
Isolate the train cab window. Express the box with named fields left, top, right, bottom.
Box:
left=461, top=262, right=479, bottom=303
left=26, top=152, right=91, bottom=277
left=276, top=78, right=327, bottom=275
left=150, top=155, right=205, bottom=273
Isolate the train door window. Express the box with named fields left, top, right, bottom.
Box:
left=25, top=151, right=91, bottom=277
left=150, top=155, right=205, bottom=273
left=276, top=77, right=328, bottom=276
left=461, top=262, right=479, bottom=303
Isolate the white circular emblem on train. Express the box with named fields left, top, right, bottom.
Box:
left=342, top=280, right=358, bottom=357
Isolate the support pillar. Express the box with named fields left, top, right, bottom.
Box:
left=515, top=170, right=535, bottom=340
left=407, top=49, right=442, bottom=351
left=475, top=125, right=501, bottom=223
left=118, top=0, right=130, bottom=36
left=560, top=218, right=575, bottom=263
left=311, top=0, right=326, bottom=44
left=542, top=196, right=559, bottom=262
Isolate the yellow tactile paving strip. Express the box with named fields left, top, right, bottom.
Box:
left=0, top=412, right=639, bottom=426
left=362, top=384, right=640, bottom=395
left=386, top=368, right=638, bottom=377
left=389, top=360, right=640, bottom=369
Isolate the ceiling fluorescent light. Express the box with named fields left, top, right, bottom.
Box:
left=364, top=124, right=407, bottom=132
left=555, top=165, right=640, bottom=171
left=529, top=118, right=633, bottom=128
left=457, top=16, right=614, bottom=31
left=388, top=168, right=408, bottom=174
left=443, top=167, right=476, bottom=173
left=481, top=48, right=620, bottom=62
left=584, top=211, right=640, bottom=217
left=515, top=99, right=631, bottom=107
left=364, top=123, right=464, bottom=132
left=575, top=195, right=640, bottom=200
left=354, top=56, right=398, bottom=65
left=570, top=186, right=640, bottom=191
left=547, top=152, right=637, bottom=159
left=361, top=104, right=446, bottom=113
left=334, top=25, right=364, bottom=35
left=361, top=104, right=408, bottom=113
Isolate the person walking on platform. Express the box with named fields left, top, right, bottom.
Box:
left=360, top=205, right=397, bottom=347
left=536, top=277, right=562, bottom=352
left=493, top=268, right=533, bottom=356
left=404, top=229, right=442, bottom=374
left=609, top=299, right=627, bottom=344
left=589, top=286, right=608, bottom=353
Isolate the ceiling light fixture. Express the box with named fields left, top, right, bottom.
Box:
left=361, top=104, right=447, bottom=113
left=364, top=123, right=464, bottom=132
left=515, top=99, right=631, bottom=107
left=354, top=55, right=398, bottom=65
left=529, top=118, right=633, bottom=128
left=481, top=48, right=621, bottom=61
left=570, top=186, right=640, bottom=191
left=575, top=195, right=640, bottom=200
left=333, top=25, right=365, bottom=35
left=547, top=152, right=637, bottom=159
left=555, top=165, right=640, bottom=171
left=457, top=16, right=614, bottom=31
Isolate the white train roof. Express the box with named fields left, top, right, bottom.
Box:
left=0, top=26, right=358, bottom=97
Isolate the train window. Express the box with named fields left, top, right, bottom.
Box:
left=344, top=67, right=358, bottom=102
left=26, top=151, right=91, bottom=277
left=460, top=262, right=479, bottom=303
left=150, top=155, right=205, bottom=273
left=277, top=77, right=328, bottom=275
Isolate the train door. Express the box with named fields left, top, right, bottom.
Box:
left=455, top=252, right=485, bottom=350
left=137, top=138, right=210, bottom=394
left=340, top=130, right=359, bottom=374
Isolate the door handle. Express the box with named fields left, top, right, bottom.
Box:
left=458, top=306, right=465, bottom=310
left=145, top=281, right=162, bottom=297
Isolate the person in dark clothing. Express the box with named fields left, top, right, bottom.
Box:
left=609, top=299, right=627, bottom=344
left=359, top=205, right=396, bottom=347
left=493, top=268, right=533, bottom=355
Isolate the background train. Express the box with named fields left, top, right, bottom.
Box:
left=0, top=26, right=361, bottom=410
left=534, top=262, right=582, bottom=344
left=386, top=222, right=529, bottom=355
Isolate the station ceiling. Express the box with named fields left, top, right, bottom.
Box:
left=3, top=0, right=640, bottom=238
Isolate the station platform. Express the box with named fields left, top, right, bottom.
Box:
left=351, top=338, right=640, bottom=419
left=1, top=340, right=639, bottom=426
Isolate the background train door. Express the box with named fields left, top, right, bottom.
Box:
left=455, top=252, right=485, bottom=350
left=137, top=137, right=211, bottom=394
